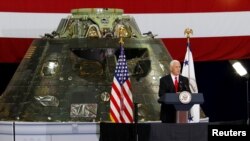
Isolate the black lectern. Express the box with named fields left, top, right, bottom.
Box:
left=158, top=92, right=204, bottom=123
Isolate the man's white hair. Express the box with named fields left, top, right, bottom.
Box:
left=170, top=60, right=180, bottom=68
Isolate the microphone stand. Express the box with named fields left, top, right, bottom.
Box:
left=246, top=79, right=249, bottom=125
left=134, top=103, right=139, bottom=141
left=13, top=121, right=16, bottom=141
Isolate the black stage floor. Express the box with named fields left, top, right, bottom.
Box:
left=100, top=120, right=248, bottom=141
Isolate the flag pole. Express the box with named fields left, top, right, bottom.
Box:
left=183, top=28, right=201, bottom=122
left=119, top=27, right=138, bottom=141
left=184, top=28, right=193, bottom=79
left=110, top=27, right=134, bottom=123
left=118, top=27, right=125, bottom=114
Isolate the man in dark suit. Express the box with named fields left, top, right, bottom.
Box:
left=158, top=60, right=191, bottom=123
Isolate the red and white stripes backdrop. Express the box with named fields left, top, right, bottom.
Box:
left=0, top=0, right=250, bottom=63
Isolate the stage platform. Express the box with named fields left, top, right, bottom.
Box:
left=0, top=120, right=246, bottom=141
left=0, top=121, right=99, bottom=141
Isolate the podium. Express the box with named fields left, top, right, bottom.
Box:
left=158, top=92, right=204, bottom=123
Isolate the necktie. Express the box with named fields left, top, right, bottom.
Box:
left=174, top=76, right=178, bottom=93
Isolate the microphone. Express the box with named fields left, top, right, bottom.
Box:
left=179, top=80, right=189, bottom=92
left=184, top=84, right=189, bottom=91
left=179, top=81, right=183, bottom=92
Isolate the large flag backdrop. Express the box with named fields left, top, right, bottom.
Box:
left=0, top=0, right=250, bottom=63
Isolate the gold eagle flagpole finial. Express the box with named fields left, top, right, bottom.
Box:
left=184, top=28, right=193, bottom=42
left=119, top=27, right=125, bottom=46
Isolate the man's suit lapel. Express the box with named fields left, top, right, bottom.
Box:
left=166, top=75, right=175, bottom=92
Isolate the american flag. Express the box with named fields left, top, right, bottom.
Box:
left=109, top=43, right=134, bottom=123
